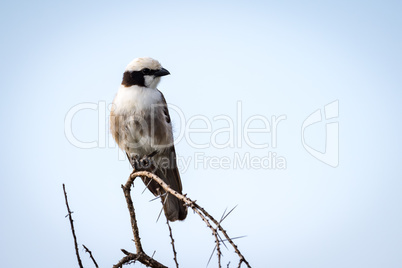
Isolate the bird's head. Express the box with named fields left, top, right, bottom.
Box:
left=121, top=57, right=170, bottom=89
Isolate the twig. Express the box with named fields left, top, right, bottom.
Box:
left=193, top=202, right=251, bottom=268
left=121, top=177, right=143, bottom=254
left=166, top=215, right=179, bottom=268
left=113, top=251, right=167, bottom=268
left=64, top=168, right=251, bottom=268
left=193, top=207, right=221, bottom=268
left=83, top=244, right=99, bottom=268
left=214, top=227, right=222, bottom=268
left=63, top=184, right=84, bottom=268
left=113, top=252, right=137, bottom=268
left=117, top=174, right=168, bottom=268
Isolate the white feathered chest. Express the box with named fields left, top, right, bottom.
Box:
left=110, top=85, right=174, bottom=156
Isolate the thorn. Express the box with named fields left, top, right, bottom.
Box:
left=217, top=232, right=228, bottom=249
left=221, top=235, right=247, bottom=242
left=156, top=195, right=168, bottom=223
left=142, top=179, right=153, bottom=194
left=220, top=205, right=238, bottom=223
left=206, top=245, right=216, bottom=267
left=219, top=207, right=228, bottom=224
left=156, top=206, right=164, bottom=223
left=149, top=192, right=167, bottom=202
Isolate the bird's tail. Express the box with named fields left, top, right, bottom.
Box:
left=141, top=167, right=187, bottom=222
left=161, top=190, right=187, bottom=222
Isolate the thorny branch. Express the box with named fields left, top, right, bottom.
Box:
left=113, top=250, right=167, bottom=268
left=130, top=170, right=252, bottom=268
left=113, top=176, right=168, bottom=268
left=165, top=206, right=179, bottom=268
left=83, top=245, right=99, bottom=268
left=64, top=169, right=251, bottom=268
left=63, top=184, right=84, bottom=268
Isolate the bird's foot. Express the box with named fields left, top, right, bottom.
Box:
left=139, top=156, right=153, bottom=170
left=131, top=151, right=158, bottom=172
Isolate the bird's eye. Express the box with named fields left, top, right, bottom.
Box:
left=142, top=68, right=150, bottom=75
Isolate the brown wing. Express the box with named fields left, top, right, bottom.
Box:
left=158, top=89, right=171, bottom=124
left=142, top=91, right=187, bottom=221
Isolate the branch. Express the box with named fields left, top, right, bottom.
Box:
left=83, top=244, right=99, bottom=268
left=197, top=207, right=221, bottom=268
left=192, top=202, right=250, bottom=268
left=116, top=174, right=168, bottom=268
left=113, top=250, right=167, bottom=268
left=165, top=214, right=179, bottom=268
left=63, top=184, right=84, bottom=268
left=64, top=167, right=251, bottom=268
left=131, top=171, right=251, bottom=268
left=121, top=179, right=143, bottom=254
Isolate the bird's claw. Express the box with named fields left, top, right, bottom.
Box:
left=139, top=156, right=152, bottom=169
left=129, top=152, right=158, bottom=172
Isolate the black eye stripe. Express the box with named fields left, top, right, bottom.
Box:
left=122, top=71, right=145, bottom=87
left=122, top=69, right=159, bottom=87
left=141, top=68, right=157, bottom=75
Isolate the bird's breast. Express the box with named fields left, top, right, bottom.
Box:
left=112, top=85, right=163, bottom=114
left=111, top=85, right=173, bottom=155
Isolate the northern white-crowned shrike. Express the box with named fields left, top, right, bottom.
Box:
left=110, top=57, right=187, bottom=221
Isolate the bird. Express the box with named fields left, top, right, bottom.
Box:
left=110, top=57, right=187, bottom=221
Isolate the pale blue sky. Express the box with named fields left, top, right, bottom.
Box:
left=0, top=1, right=401, bottom=267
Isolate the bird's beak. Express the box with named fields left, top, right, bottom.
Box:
left=154, top=68, right=170, bottom=77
